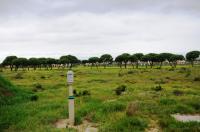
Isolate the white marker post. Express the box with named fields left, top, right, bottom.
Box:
left=67, top=71, right=75, bottom=125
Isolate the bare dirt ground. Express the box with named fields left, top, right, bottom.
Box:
left=54, top=119, right=98, bottom=132
left=171, top=114, right=200, bottom=122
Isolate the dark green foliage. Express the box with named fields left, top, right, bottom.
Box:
left=40, top=75, right=46, bottom=79
left=30, top=95, right=38, bottom=101
left=88, top=57, right=99, bottom=68
left=99, top=54, right=113, bottom=68
left=186, top=51, right=200, bottom=67
left=152, top=85, right=163, bottom=91
left=60, top=55, right=79, bottom=68
left=115, top=85, right=126, bottom=95
left=34, top=83, right=42, bottom=89
left=2, top=56, right=17, bottom=71
left=194, top=76, right=200, bottom=81
left=73, top=89, right=91, bottom=97
left=82, top=90, right=91, bottom=96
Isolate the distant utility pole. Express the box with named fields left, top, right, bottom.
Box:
left=67, top=70, right=75, bottom=125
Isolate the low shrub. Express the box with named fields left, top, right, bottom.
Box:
left=152, top=85, right=163, bottom=91
left=34, top=83, right=42, bottom=89
left=82, top=90, right=91, bottom=96
left=126, top=102, right=138, bottom=116
left=30, top=95, right=38, bottom=101
left=194, top=76, right=200, bottom=81
left=32, top=83, right=43, bottom=92
left=115, top=85, right=126, bottom=95
left=73, top=89, right=91, bottom=97
left=40, top=76, right=46, bottom=79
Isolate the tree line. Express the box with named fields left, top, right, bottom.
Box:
left=1, top=51, right=199, bottom=71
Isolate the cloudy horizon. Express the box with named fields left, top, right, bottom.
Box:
left=0, top=0, right=200, bottom=62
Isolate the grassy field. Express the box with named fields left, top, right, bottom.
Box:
left=0, top=66, right=200, bottom=132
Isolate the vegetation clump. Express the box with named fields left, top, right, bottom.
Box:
left=30, top=95, right=38, bottom=101
left=114, top=85, right=126, bottom=95
left=152, top=85, right=163, bottom=91
left=194, top=76, right=200, bottom=81
left=73, top=89, right=91, bottom=97
left=40, top=75, right=46, bottom=79
left=32, top=83, right=44, bottom=92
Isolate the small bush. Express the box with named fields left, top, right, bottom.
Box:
left=40, top=76, right=46, bottom=79
left=82, top=90, right=91, bottom=96
left=30, top=95, right=38, bottom=101
left=194, top=76, right=200, bottom=81
left=73, top=89, right=91, bottom=97
left=34, top=83, right=42, bottom=89
left=15, top=73, right=23, bottom=79
left=173, top=90, right=183, bottom=96
left=126, top=102, right=138, bottom=116
left=115, top=85, right=126, bottom=95
left=152, top=85, right=163, bottom=91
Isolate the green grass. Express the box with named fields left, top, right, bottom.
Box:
left=0, top=66, right=200, bottom=131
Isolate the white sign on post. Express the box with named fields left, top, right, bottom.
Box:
left=67, top=71, right=74, bottom=84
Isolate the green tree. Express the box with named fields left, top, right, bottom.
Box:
left=120, top=53, right=131, bottom=68
left=29, top=58, right=39, bottom=70
left=38, top=58, right=47, bottom=69
left=141, top=54, right=149, bottom=68
left=158, top=53, right=173, bottom=68
left=129, top=54, right=137, bottom=68
left=88, top=57, right=99, bottom=69
left=145, top=53, right=159, bottom=68
left=115, top=55, right=123, bottom=68
left=186, top=51, right=200, bottom=67
left=169, top=54, right=185, bottom=68
left=12, top=58, right=28, bottom=71
left=46, top=58, right=57, bottom=70
left=134, top=53, right=144, bottom=68
left=60, top=55, right=79, bottom=68
left=2, top=56, right=17, bottom=71
left=100, top=54, right=113, bottom=68
left=82, top=60, right=89, bottom=67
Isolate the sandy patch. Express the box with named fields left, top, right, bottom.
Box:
left=54, top=119, right=98, bottom=132
left=171, top=114, right=200, bottom=122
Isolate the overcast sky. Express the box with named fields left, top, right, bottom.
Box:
left=0, top=0, right=200, bottom=62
